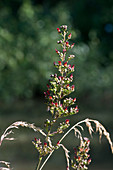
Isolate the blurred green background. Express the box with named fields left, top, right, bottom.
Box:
left=0, top=0, right=113, bottom=169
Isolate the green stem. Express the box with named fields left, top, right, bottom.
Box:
left=36, top=157, right=42, bottom=170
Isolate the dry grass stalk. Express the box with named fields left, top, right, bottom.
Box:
left=59, top=144, right=70, bottom=170
left=0, top=121, right=46, bottom=146
left=40, top=118, right=113, bottom=170
left=73, top=127, right=83, bottom=146
left=0, top=161, right=11, bottom=170
left=59, top=118, right=113, bottom=153
left=0, top=118, right=113, bottom=170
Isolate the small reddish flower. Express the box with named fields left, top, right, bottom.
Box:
left=68, top=33, right=72, bottom=39
left=57, top=141, right=60, bottom=145
left=44, top=142, right=47, bottom=146
left=75, top=106, right=79, bottom=112
left=51, top=102, right=54, bottom=105
left=73, top=98, right=76, bottom=102
left=71, top=65, right=74, bottom=71
left=68, top=64, right=71, bottom=70
left=49, top=96, right=52, bottom=100
left=85, top=148, right=89, bottom=153
left=66, top=41, right=69, bottom=47
left=71, top=43, right=75, bottom=48
left=87, top=140, right=90, bottom=145
left=71, top=85, right=75, bottom=91
left=64, top=62, right=67, bottom=67
left=66, top=84, right=69, bottom=89
left=78, top=156, right=81, bottom=161
left=75, top=106, right=78, bottom=110
left=57, top=28, right=61, bottom=33
left=55, top=103, right=58, bottom=107
left=34, top=137, right=37, bottom=142
left=88, top=158, right=91, bottom=164
left=60, top=104, right=62, bottom=107
left=80, top=147, right=83, bottom=152
left=70, top=74, right=73, bottom=79
left=65, top=119, right=69, bottom=124
left=63, top=49, right=66, bottom=53
left=64, top=107, right=67, bottom=111
left=55, top=49, right=59, bottom=54
left=58, top=61, right=62, bottom=66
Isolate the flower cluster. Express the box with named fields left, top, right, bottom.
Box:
left=44, top=25, right=78, bottom=123
left=32, top=138, right=53, bottom=157
left=56, top=119, right=70, bottom=134
left=71, top=137, right=91, bottom=169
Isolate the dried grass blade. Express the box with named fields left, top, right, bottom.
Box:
left=0, top=121, right=46, bottom=146
left=59, top=144, right=70, bottom=170
left=0, top=161, right=11, bottom=169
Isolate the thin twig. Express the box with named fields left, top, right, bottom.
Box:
left=39, top=150, right=54, bottom=170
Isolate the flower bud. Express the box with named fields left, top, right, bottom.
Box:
left=57, top=40, right=62, bottom=44
left=68, top=33, right=72, bottom=39
left=58, top=61, right=62, bottom=66
left=34, top=137, right=37, bottom=142
left=63, top=49, right=66, bottom=53
left=66, top=84, right=69, bottom=89
left=71, top=65, right=74, bottom=71
left=55, top=103, right=58, bottom=107
left=73, top=98, right=76, bottom=102
left=60, top=25, right=67, bottom=30
left=65, top=119, right=69, bottom=124
left=85, top=148, right=89, bottom=153
left=71, top=43, right=75, bottom=48
left=70, top=74, right=73, bottom=79
left=64, top=62, right=67, bottom=67
left=64, top=107, right=68, bottom=111
left=78, top=156, right=81, bottom=161
left=57, top=141, right=60, bottom=145
left=49, top=96, right=52, bottom=100
left=66, top=41, right=69, bottom=47
left=44, top=142, right=47, bottom=146
left=75, top=106, right=79, bottom=112
left=71, top=85, right=75, bottom=91
left=88, top=158, right=91, bottom=164
left=55, top=49, right=60, bottom=54
left=57, top=28, right=61, bottom=33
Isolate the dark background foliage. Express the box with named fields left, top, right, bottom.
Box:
left=0, top=0, right=113, bottom=102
